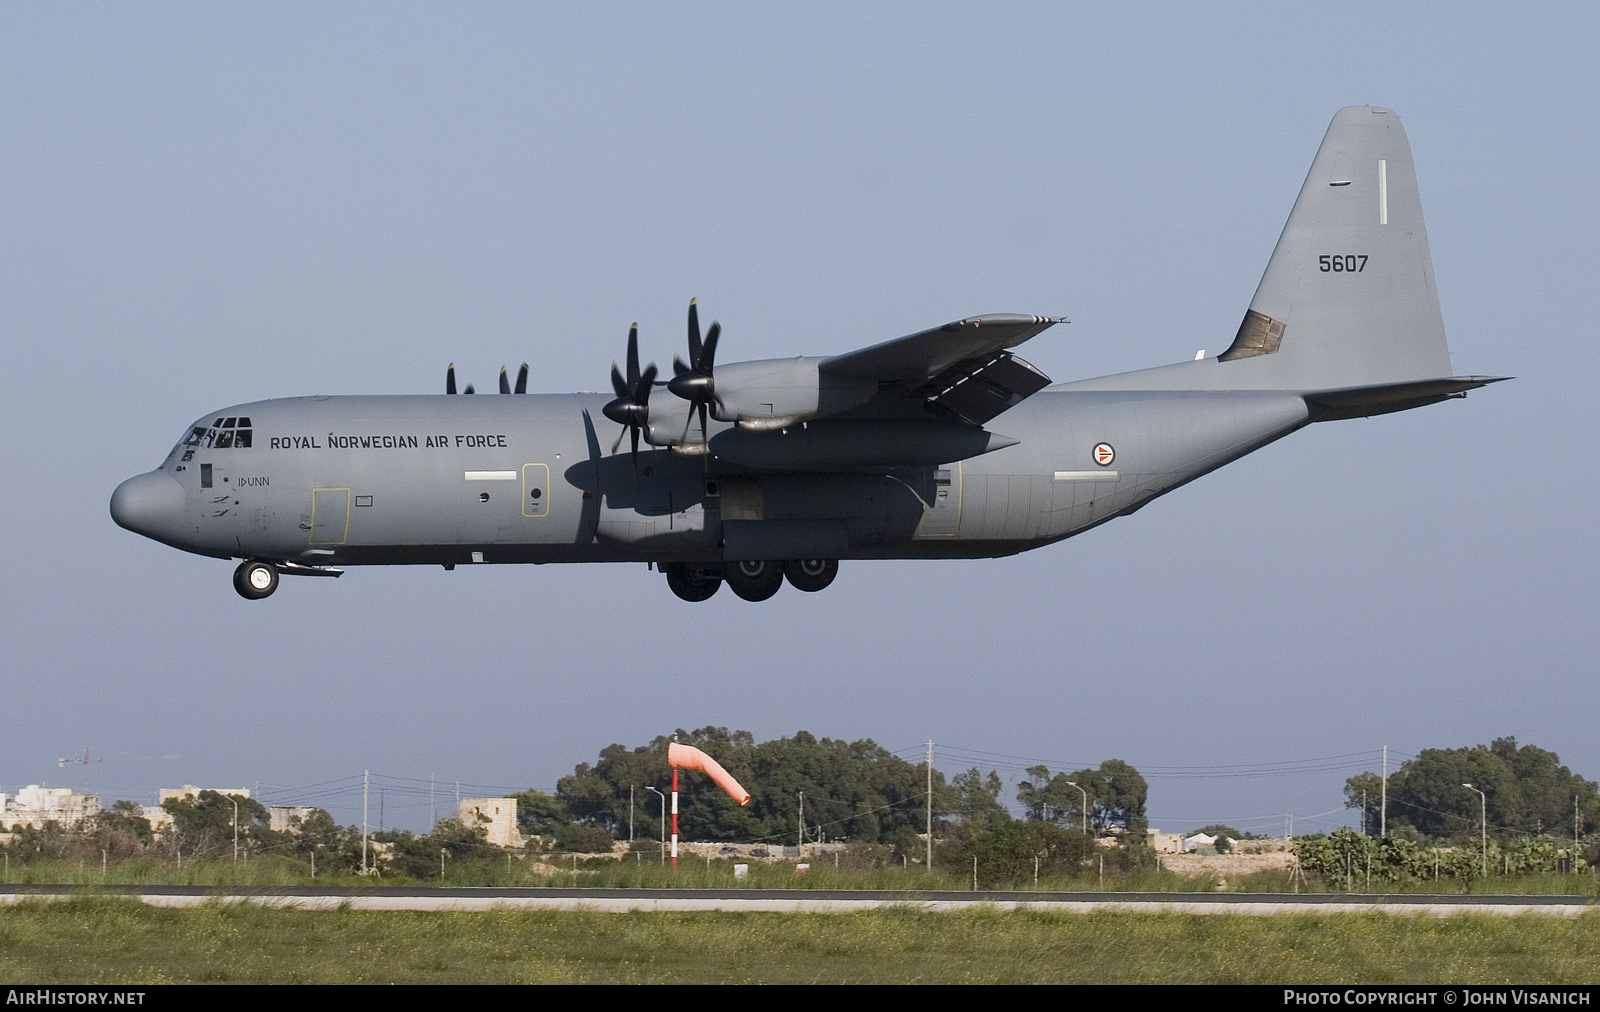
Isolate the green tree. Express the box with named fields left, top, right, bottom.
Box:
left=553, top=727, right=950, bottom=846
left=162, top=791, right=270, bottom=860
left=505, top=789, right=574, bottom=838
left=1021, top=761, right=1147, bottom=834
left=1343, top=771, right=1386, bottom=836
left=76, top=801, right=153, bottom=861
left=1344, top=738, right=1600, bottom=840
left=937, top=821, right=1094, bottom=888
left=951, top=768, right=1009, bottom=832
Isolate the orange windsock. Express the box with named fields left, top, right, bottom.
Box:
left=667, top=742, right=751, bottom=806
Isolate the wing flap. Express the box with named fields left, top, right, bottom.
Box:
left=920, top=353, right=1053, bottom=426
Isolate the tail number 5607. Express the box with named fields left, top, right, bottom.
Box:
left=1319, top=254, right=1367, bottom=272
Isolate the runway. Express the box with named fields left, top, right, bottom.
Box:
left=3, top=885, right=1596, bottom=915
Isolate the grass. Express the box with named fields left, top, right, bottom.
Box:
left=1, top=898, right=1597, bottom=984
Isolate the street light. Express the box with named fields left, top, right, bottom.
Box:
left=1063, top=781, right=1088, bottom=835
left=1463, top=783, right=1487, bottom=877
left=645, top=787, right=666, bottom=864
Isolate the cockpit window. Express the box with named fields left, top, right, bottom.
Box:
left=182, top=419, right=252, bottom=451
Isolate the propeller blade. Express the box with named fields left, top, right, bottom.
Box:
left=701, top=321, right=720, bottom=373
left=611, top=425, right=626, bottom=455
left=447, top=364, right=457, bottom=395
left=515, top=363, right=528, bottom=394
left=687, top=299, right=702, bottom=365
left=630, top=425, right=640, bottom=463
left=626, top=324, right=640, bottom=389
left=610, top=363, right=628, bottom=399
left=699, top=400, right=708, bottom=444
left=636, top=363, right=657, bottom=404
left=499, top=366, right=510, bottom=394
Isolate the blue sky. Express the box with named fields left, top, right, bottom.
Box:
left=3, top=3, right=1595, bottom=836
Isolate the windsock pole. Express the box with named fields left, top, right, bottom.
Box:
left=671, top=769, right=679, bottom=867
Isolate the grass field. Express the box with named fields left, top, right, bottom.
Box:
left=2, top=897, right=1598, bottom=984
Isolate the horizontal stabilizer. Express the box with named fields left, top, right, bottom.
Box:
left=1304, top=376, right=1509, bottom=421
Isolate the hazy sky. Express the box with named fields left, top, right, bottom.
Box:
left=3, top=3, right=1595, bottom=836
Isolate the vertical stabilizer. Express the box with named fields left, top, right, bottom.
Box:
left=1219, top=107, right=1453, bottom=389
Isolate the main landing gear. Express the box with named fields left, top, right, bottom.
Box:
left=663, top=559, right=839, bottom=602
left=233, top=560, right=279, bottom=600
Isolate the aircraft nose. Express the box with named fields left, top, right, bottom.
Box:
left=110, top=470, right=186, bottom=540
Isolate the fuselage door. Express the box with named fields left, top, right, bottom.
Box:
left=310, top=488, right=351, bottom=544
left=915, top=463, right=961, bottom=538
left=522, top=463, right=550, bottom=518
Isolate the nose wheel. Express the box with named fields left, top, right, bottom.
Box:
left=234, top=560, right=279, bottom=600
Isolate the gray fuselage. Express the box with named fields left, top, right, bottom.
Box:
left=111, top=373, right=1311, bottom=569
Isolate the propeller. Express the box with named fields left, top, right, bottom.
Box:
left=668, top=298, right=721, bottom=443
left=601, top=324, right=657, bottom=460
left=445, top=364, right=475, bottom=394
left=515, top=363, right=528, bottom=394
left=499, top=366, right=510, bottom=394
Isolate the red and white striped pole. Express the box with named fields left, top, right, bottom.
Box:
left=670, top=768, right=679, bottom=867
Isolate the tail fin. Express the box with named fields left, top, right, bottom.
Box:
left=1219, top=107, right=1454, bottom=389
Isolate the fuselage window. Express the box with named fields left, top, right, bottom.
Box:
left=184, top=427, right=207, bottom=447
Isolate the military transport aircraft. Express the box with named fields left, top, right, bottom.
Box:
left=112, top=107, right=1500, bottom=603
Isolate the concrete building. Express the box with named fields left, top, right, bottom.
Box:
left=0, top=785, right=101, bottom=830
left=457, top=797, right=524, bottom=848
left=270, top=806, right=317, bottom=833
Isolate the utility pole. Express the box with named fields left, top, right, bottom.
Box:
left=1381, top=746, right=1388, bottom=838
left=362, top=770, right=369, bottom=876
left=629, top=787, right=635, bottom=845
left=797, top=792, right=805, bottom=853
left=925, top=741, right=934, bottom=872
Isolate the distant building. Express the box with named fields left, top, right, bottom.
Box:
left=143, top=785, right=251, bottom=834
left=1146, top=829, right=1184, bottom=853
left=457, top=797, right=524, bottom=848
left=0, top=785, right=101, bottom=830
left=270, top=806, right=317, bottom=833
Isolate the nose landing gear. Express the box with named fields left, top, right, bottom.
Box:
left=233, top=560, right=279, bottom=600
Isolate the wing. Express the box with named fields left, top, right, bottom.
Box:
left=820, top=314, right=1062, bottom=426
